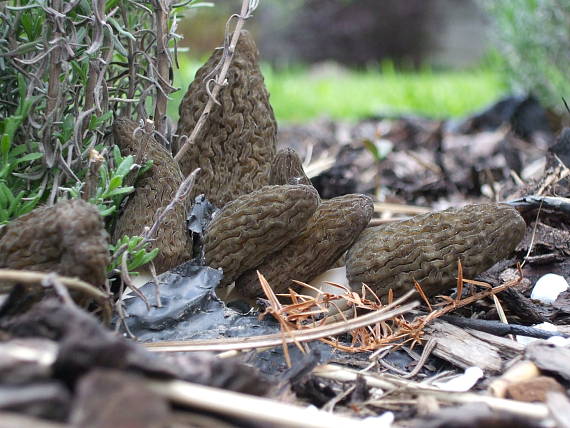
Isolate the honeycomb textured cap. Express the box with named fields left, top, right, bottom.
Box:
left=346, top=203, right=527, bottom=300
left=176, top=30, right=277, bottom=208
left=204, top=184, right=320, bottom=286
left=236, top=193, right=374, bottom=298
left=112, top=118, right=191, bottom=273
left=0, top=199, right=110, bottom=287
left=269, top=148, right=313, bottom=187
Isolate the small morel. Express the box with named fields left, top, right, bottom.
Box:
left=113, top=118, right=191, bottom=273
left=0, top=199, right=109, bottom=287
left=203, top=184, right=320, bottom=287
left=237, top=194, right=373, bottom=298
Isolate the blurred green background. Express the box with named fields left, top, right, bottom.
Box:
left=169, top=57, right=505, bottom=123
left=171, top=0, right=569, bottom=123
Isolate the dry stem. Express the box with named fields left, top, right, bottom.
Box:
left=0, top=269, right=112, bottom=323
left=152, top=0, right=173, bottom=135
left=314, top=364, right=550, bottom=420
left=147, top=378, right=374, bottom=428
left=144, top=291, right=418, bottom=353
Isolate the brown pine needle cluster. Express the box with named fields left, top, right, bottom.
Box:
left=258, top=260, right=524, bottom=355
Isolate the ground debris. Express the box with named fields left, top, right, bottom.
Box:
left=408, top=402, right=541, bottom=428
left=526, top=341, right=570, bottom=382
left=69, top=369, right=171, bottom=428
left=423, top=320, right=523, bottom=373
left=3, top=97, right=570, bottom=426
left=0, top=299, right=276, bottom=425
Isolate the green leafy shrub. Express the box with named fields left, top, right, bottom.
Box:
left=108, top=235, right=159, bottom=274
left=0, top=76, right=43, bottom=223
left=0, top=0, right=210, bottom=275
left=63, top=146, right=153, bottom=218
left=481, top=0, right=570, bottom=112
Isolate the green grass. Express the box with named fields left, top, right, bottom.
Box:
left=169, top=56, right=507, bottom=123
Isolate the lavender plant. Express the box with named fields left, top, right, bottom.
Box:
left=0, top=0, right=212, bottom=270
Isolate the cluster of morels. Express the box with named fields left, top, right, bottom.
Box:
left=0, top=31, right=527, bottom=303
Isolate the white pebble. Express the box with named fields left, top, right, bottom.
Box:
left=530, top=273, right=568, bottom=304
left=307, top=266, right=349, bottom=296
left=433, top=366, right=484, bottom=392
left=361, top=412, right=394, bottom=428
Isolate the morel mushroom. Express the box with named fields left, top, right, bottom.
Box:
left=176, top=30, right=277, bottom=208
left=0, top=199, right=109, bottom=287
left=346, top=203, right=526, bottom=299
left=236, top=194, right=373, bottom=298
left=269, top=148, right=313, bottom=187
left=203, top=184, right=320, bottom=286
left=113, top=118, right=191, bottom=273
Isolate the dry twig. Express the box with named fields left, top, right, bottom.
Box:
left=145, top=290, right=418, bottom=353
left=314, top=364, right=550, bottom=420
left=147, top=378, right=376, bottom=428
left=0, top=269, right=112, bottom=323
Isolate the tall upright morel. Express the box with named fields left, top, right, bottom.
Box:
left=176, top=30, right=277, bottom=208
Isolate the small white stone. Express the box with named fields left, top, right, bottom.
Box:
left=433, top=366, right=484, bottom=392
left=530, top=273, right=569, bottom=304
left=361, top=412, right=395, bottom=428
left=307, top=266, right=349, bottom=296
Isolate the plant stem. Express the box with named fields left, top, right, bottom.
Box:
left=43, top=0, right=64, bottom=168
left=153, top=0, right=171, bottom=135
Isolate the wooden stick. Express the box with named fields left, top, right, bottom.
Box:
left=147, top=379, right=379, bottom=428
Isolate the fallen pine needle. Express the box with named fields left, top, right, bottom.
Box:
left=274, top=261, right=524, bottom=353
left=144, top=290, right=418, bottom=352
